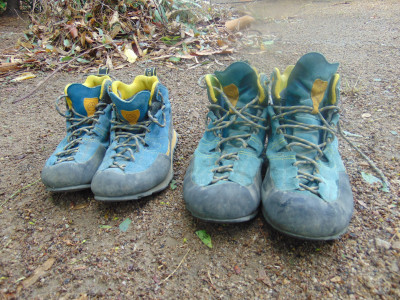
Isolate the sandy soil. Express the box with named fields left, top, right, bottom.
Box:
left=1, top=0, right=400, bottom=298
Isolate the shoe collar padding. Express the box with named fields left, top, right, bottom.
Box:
left=111, top=75, right=159, bottom=106
left=205, top=62, right=267, bottom=108
left=271, top=53, right=340, bottom=114
left=64, top=75, right=112, bottom=117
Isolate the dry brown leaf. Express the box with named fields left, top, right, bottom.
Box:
left=110, top=23, right=121, bottom=39
left=0, top=62, right=21, bottom=73
left=85, top=35, right=94, bottom=44
left=256, top=269, right=272, bottom=286
left=143, top=23, right=153, bottom=34
left=110, top=11, right=119, bottom=26
left=194, top=48, right=234, bottom=56
left=22, top=258, right=56, bottom=288
left=217, top=39, right=227, bottom=47
left=132, top=36, right=143, bottom=56
left=225, top=15, right=255, bottom=31
left=68, top=25, right=78, bottom=39
left=71, top=203, right=90, bottom=210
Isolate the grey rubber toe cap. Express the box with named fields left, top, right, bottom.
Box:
left=261, top=171, right=354, bottom=240
left=91, top=154, right=171, bottom=200
left=41, top=147, right=106, bottom=191
left=183, top=160, right=261, bottom=223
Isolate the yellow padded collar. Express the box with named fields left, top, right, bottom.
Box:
left=111, top=75, right=159, bottom=105
left=205, top=74, right=222, bottom=103
left=272, top=65, right=294, bottom=100
left=251, top=66, right=266, bottom=103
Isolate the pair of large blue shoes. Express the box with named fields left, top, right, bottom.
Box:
left=42, top=52, right=353, bottom=240
left=41, top=68, right=177, bottom=201
left=183, top=52, right=353, bottom=240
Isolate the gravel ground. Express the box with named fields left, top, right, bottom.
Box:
left=1, top=0, right=399, bottom=298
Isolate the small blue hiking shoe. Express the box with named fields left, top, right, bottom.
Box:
left=261, top=52, right=354, bottom=240
left=183, top=62, right=269, bottom=223
left=91, top=71, right=177, bottom=201
left=41, top=70, right=112, bottom=192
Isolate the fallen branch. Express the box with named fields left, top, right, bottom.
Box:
left=338, top=122, right=390, bottom=191
left=161, top=248, right=190, bottom=284
left=1, top=178, right=41, bottom=208
left=12, top=43, right=109, bottom=104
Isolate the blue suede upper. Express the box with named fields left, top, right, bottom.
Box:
left=191, top=62, right=269, bottom=187
left=45, top=83, right=112, bottom=167
left=267, top=52, right=346, bottom=202
left=97, top=82, right=172, bottom=174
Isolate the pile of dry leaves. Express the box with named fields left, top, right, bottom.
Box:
left=1, top=0, right=272, bottom=78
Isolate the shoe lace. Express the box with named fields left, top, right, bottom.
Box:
left=54, top=95, right=107, bottom=164
left=109, top=106, right=166, bottom=170
left=272, top=104, right=339, bottom=194
left=206, top=86, right=267, bottom=184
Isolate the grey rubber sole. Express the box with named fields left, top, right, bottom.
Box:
left=46, top=184, right=91, bottom=193
left=95, top=130, right=177, bottom=202
left=189, top=210, right=258, bottom=224
left=261, top=206, right=347, bottom=241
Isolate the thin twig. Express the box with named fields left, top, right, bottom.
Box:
left=1, top=179, right=41, bottom=208
left=12, top=43, right=109, bottom=104
left=161, top=248, right=190, bottom=284
left=338, top=122, right=390, bottom=191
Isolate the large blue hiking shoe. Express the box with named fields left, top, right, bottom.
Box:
left=91, top=72, right=177, bottom=201
left=41, top=71, right=112, bottom=192
left=261, top=53, right=354, bottom=240
left=183, top=62, right=269, bottom=223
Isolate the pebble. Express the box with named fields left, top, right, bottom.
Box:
left=389, top=262, right=399, bottom=273
left=375, top=238, right=391, bottom=250
left=392, top=241, right=400, bottom=251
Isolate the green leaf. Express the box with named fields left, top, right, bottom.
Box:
left=61, top=56, right=73, bottom=62
left=77, top=58, right=91, bottom=64
left=381, top=185, right=390, bottom=193
left=84, top=13, right=93, bottom=22
left=161, top=35, right=181, bottom=45
left=99, top=225, right=112, bottom=229
left=63, top=39, right=70, bottom=47
left=196, top=230, right=212, bottom=248
left=262, top=40, right=274, bottom=46
left=361, top=172, right=381, bottom=185
left=170, top=179, right=177, bottom=189
left=154, top=9, right=162, bottom=23
left=119, top=218, right=131, bottom=232
left=168, top=56, right=181, bottom=63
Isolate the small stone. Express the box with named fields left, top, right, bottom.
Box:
left=389, top=262, right=399, bottom=273
left=361, top=113, right=372, bottom=118
left=331, top=276, right=342, bottom=283
left=375, top=238, right=391, bottom=250
left=392, top=241, right=400, bottom=250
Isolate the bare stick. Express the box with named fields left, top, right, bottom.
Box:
left=338, top=122, right=390, bottom=191
left=161, top=248, right=190, bottom=284
left=12, top=43, right=109, bottom=104
left=1, top=178, right=41, bottom=208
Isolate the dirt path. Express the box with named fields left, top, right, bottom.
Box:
left=1, top=0, right=400, bottom=298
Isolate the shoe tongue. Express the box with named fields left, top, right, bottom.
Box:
left=282, top=52, right=339, bottom=113
left=66, top=84, right=101, bottom=117
left=213, top=62, right=260, bottom=109
left=111, top=91, right=150, bottom=124
left=280, top=53, right=339, bottom=181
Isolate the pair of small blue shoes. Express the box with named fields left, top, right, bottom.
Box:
left=41, top=68, right=177, bottom=201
